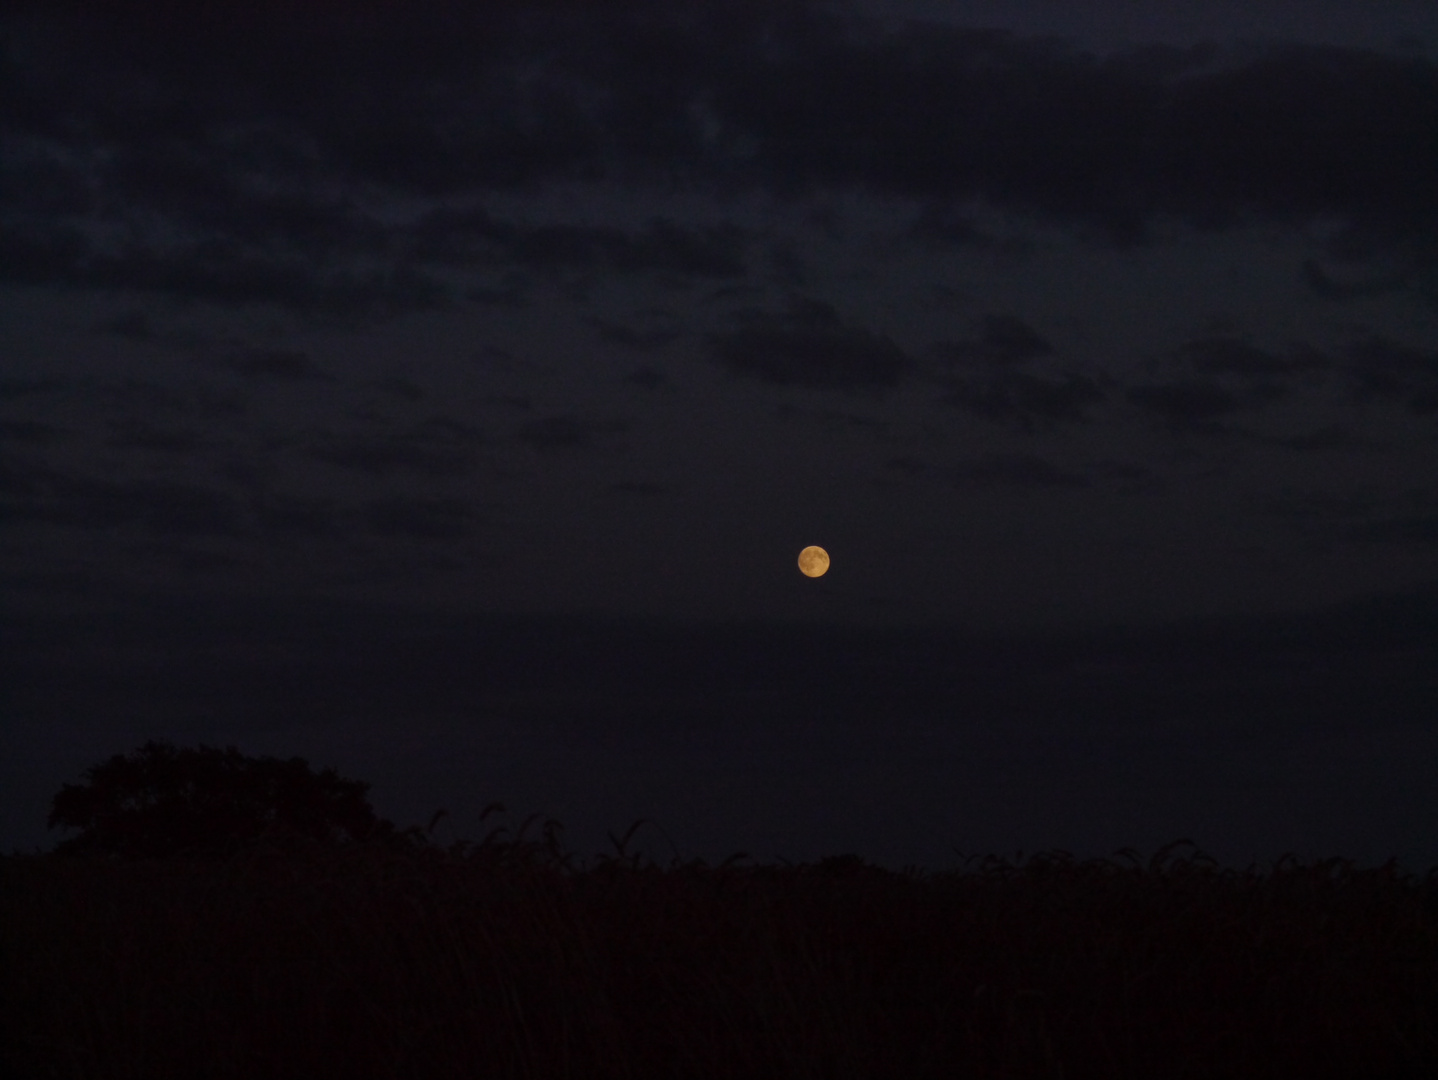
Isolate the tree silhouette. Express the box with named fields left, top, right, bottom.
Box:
left=47, top=740, right=426, bottom=861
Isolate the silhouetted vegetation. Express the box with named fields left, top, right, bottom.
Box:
left=3, top=748, right=1435, bottom=1078
left=45, top=740, right=436, bottom=862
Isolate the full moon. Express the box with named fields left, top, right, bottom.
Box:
left=797, top=545, right=830, bottom=578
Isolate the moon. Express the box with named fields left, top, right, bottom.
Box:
left=797, top=545, right=830, bottom=578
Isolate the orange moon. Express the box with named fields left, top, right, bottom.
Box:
left=797, top=545, right=830, bottom=578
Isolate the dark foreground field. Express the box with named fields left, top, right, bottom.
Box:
left=3, top=831, right=1435, bottom=1080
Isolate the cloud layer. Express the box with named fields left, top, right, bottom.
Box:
left=2, top=0, right=1436, bottom=629
left=3, top=0, right=1434, bottom=316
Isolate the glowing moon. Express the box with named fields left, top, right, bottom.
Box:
left=797, top=545, right=830, bottom=578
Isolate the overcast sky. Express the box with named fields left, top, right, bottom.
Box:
left=3, top=0, right=1436, bottom=875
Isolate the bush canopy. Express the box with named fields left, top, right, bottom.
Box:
left=47, top=739, right=426, bottom=861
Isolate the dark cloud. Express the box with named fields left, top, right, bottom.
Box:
left=374, top=377, right=424, bottom=402
left=517, top=414, right=631, bottom=451
left=1348, top=516, right=1438, bottom=546
left=1086, top=460, right=1161, bottom=496
left=91, top=310, right=158, bottom=340
left=589, top=317, right=680, bottom=351
left=0, top=377, right=67, bottom=401
left=1261, top=490, right=1438, bottom=552
left=1265, top=489, right=1383, bottom=525
left=787, top=407, right=889, bottom=437
left=882, top=454, right=928, bottom=476
left=105, top=422, right=203, bottom=454
left=932, top=316, right=1102, bottom=429
left=0, top=456, right=43, bottom=498
left=766, top=240, right=808, bottom=286
left=6, top=2, right=1429, bottom=322
left=1176, top=337, right=1331, bottom=378
left=411, top=209, right=747, bottom=280
left=609, top=481, right=669, bottom=497
left=148, top=545, right=249, bottom=575
left=0, top=420, right=62, bottom=444
left=1156, top=336, right=1331, bottom=416
left=949, top=454, right=1090, bottom=490
left=935, top=315, right=1056, bottom=368
left=485, top=394, right=533, bottom=411
left=1270, top=424, right=1380, bottom=453
left=364, top=497, right=473, bottom=541
left=623, top=365, right=666, bottom=389
left=1344, top=336, right=1438, bottom=412
left=309, top=440, right=468, bottom=479
left=471, top=345, right=539, bottom=376
left=90, top=378, right=191, bottom=413
left=308, top=416, right=483, bottom=477
left=709, top=295, right=913, bottom=392
left=0, top=218, right=455, bottom=318
left=1301, top=257, right=1415, bottom=301
left=465, top=279, right=532, bottom=309
left=906, top=205, right=996, bottom=250
left=706, top=283, right=767, bottom=305
left=1126, top=380, right=1243, bottom=428
left=224, top=349, right=330, bottom=382
left=250, top=493, right=341, bottom=538
left=881, top=452, right=1088, bottom=490
left=943, top=370, right=1106, bottom=430
left=12, top=474, right=244, bottom=537
left=694, top=18, right=1433, bottom=248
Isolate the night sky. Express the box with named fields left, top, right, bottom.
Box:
left=3, top=0, right=1437, bottom=875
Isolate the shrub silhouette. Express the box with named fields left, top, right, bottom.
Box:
left=46, top=739, right=423, bottom=861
